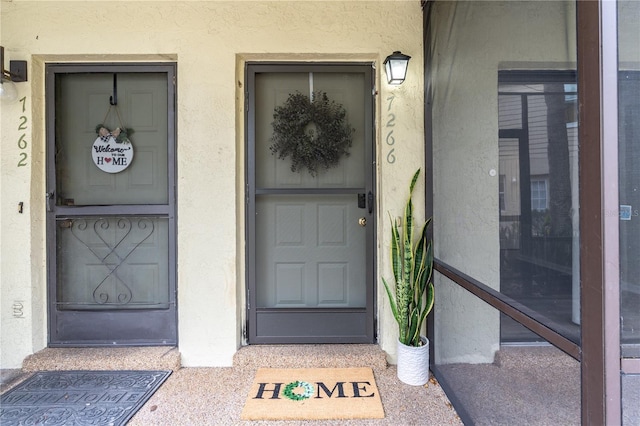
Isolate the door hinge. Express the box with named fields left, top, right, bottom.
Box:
left=45, top=191, right=55, bottom=212
left=374, top=316, right=379, bottom=342
left=242, top=307, right=249, bottom=341
left=245, top=92, right=249, bottom=112
left=59, top=219, right=73, bottom=229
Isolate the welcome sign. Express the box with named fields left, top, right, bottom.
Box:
left=241, top=367, right=385, bottom=420
left=92, top=135, right=134, bottom=173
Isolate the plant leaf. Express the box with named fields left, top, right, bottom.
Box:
left=382, top=277, right=400, bottom=326
left=381, top=168, right=434, bottom=347
left=408, top=308, right=419, bottom=346
left=389, top=215, right=402, bottom=288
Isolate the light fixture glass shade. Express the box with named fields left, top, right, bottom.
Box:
left=383, top=51, right=411, bottom=85
left=0, top=75, right=18, bottom=103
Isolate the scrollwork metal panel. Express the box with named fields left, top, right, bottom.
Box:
left=56, top=217, right=169, bottom=310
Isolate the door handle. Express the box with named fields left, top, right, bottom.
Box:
left=46, top=191, right=54, bottom=212
left=367, top=191, right=374, bottom=214
left=357, top=193, right=366, bottom=209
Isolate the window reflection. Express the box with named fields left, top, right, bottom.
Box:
left=619, top=71, right=640, bottom=352
left=498, top=72, right=580, bottom=343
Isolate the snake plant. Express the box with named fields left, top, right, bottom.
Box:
left=382, top=168, right=435, bottom=347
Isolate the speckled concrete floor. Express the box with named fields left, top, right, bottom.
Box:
left=5, top=345, right=638, bottom=425
left=435, top=345, right=581, bottom=426
left=1, top=345, right=462, bottom=426
left=128, top=365, right=461, bottom=425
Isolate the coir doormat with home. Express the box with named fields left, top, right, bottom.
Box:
left=241, top=367, right=385, bottom=421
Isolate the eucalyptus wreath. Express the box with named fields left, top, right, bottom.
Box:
left=269, top=91, right=354, bottom=176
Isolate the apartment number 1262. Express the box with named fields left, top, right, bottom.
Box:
left=17, top=96, right=28, bottom=167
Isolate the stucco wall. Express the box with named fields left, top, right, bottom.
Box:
left=0, top=1, right=424, bottom=368
left=428, top=1, right=576, bottom=364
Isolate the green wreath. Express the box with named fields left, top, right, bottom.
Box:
left=283, top=381, right=315, bottom=401
left=269, top=91, right=354, bottom=176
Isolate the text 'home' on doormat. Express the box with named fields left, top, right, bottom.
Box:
left=0, top=370, right=171, bottom=426
left=241, top=367, right=385, bottom=421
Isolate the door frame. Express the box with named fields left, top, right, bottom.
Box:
left=244, top=62, right=376, bottom=344
left=45, top=63, right=178, bottom=346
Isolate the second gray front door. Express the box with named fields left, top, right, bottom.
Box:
left=246, top=63, right=375, bottom=343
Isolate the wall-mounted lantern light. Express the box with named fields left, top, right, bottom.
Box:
left=383, top=51, right=411, bottom=85
left=1, top=46, right=28, bottom=103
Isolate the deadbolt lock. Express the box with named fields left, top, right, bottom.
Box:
left=358, top=217, right=367, bottom=227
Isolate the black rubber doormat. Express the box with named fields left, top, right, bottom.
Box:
left=0, top=370, right=171, bottom=426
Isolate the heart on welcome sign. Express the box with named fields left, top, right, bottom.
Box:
left=104, top=158, right=112, bottom=163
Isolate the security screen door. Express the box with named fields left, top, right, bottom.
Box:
left=47, top=64, right=176, bottom=345
left=246, top=64, right=375, bottom=343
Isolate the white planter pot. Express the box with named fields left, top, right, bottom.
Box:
left=396, top=336, right=430, bottom=386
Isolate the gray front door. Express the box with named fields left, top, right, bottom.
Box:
left=46, top=64, right=177, bottom=345
left=246, top=63, right=375, bottom=343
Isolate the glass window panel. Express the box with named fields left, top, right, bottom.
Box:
left=531, top=179, right=548, bottom=211
left=255, top=72, right=366, bottom=189
left=55, top=73, right=169, bottom=205
left=498, top=75, right=579, bottom=344
left=619, top=1, right=640, bottom=421
left=619, top=73, right=640, bottom=350
left=429, top=3, right=578, bottom=395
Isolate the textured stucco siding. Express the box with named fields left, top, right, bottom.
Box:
left=0, top=0, right=424, bottom=368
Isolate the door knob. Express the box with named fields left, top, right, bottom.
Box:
left=358, top=217, right=367, bottom=227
